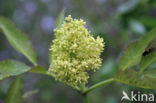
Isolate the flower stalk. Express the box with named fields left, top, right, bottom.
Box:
left=84, top=78, right=114, bottom=94
left=80, top=84, right=89, bottom=103
left=82, top=93, right=89, bottom=103
left=79, top=78, right=114, bottom=103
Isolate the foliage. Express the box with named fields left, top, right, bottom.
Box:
left=0, top=17, right=37, bottom=65
left=0, top=60, right=31, bottom=80
left=0, top=7, right=156, bottom=103
left=114, top=69, right=156, bottom=89
left=5, top=76, right=23, bottom=103
left=118, top=28, right=156, bottom=70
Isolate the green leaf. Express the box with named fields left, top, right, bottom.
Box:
left=29, top=65, right=54, bottom=77
left=114, top=69, right=156, bottom=89
left=140, top=51, right=156, bottom=72
left=0, top=17, right=37, bottom=65
left=144, top=68, right=156, bottom=81
left=55, top=9, right=65, bottom=28
left=119, top=28, right=156, bottom=70
left=0, top=60, right=31, bottom=80
left=5, top=76, right=23, bottom=103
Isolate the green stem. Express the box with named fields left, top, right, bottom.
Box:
left=84, top=78, right=114, bottom=94
left=82, top=93, right=89, bottom=103
left=80, top=84, right=89, bottom=103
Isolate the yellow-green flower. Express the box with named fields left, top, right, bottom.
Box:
left=49, top=15, right=104, bottom=88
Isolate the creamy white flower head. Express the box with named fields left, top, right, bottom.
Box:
left=49, top=15, right=104, bottom=88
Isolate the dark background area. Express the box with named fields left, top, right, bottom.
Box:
left=0, top=0, right=156, bottom=103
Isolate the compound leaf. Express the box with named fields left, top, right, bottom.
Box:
left=140, top=51, right=156, bottom=72
left=0, top=60, right=31, bottom=80
left=0, top=17, right=37, bottom=65
left=119, top=28, right=156, bottom=70
left=5, top=76, right=23, bottom=103
left=114, top=69, right=156, bottom=89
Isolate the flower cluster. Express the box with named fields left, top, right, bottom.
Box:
left=49, top=15, right=104, bottom=88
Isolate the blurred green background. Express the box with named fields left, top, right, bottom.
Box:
left=0, top=0, right=156, bottom=103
